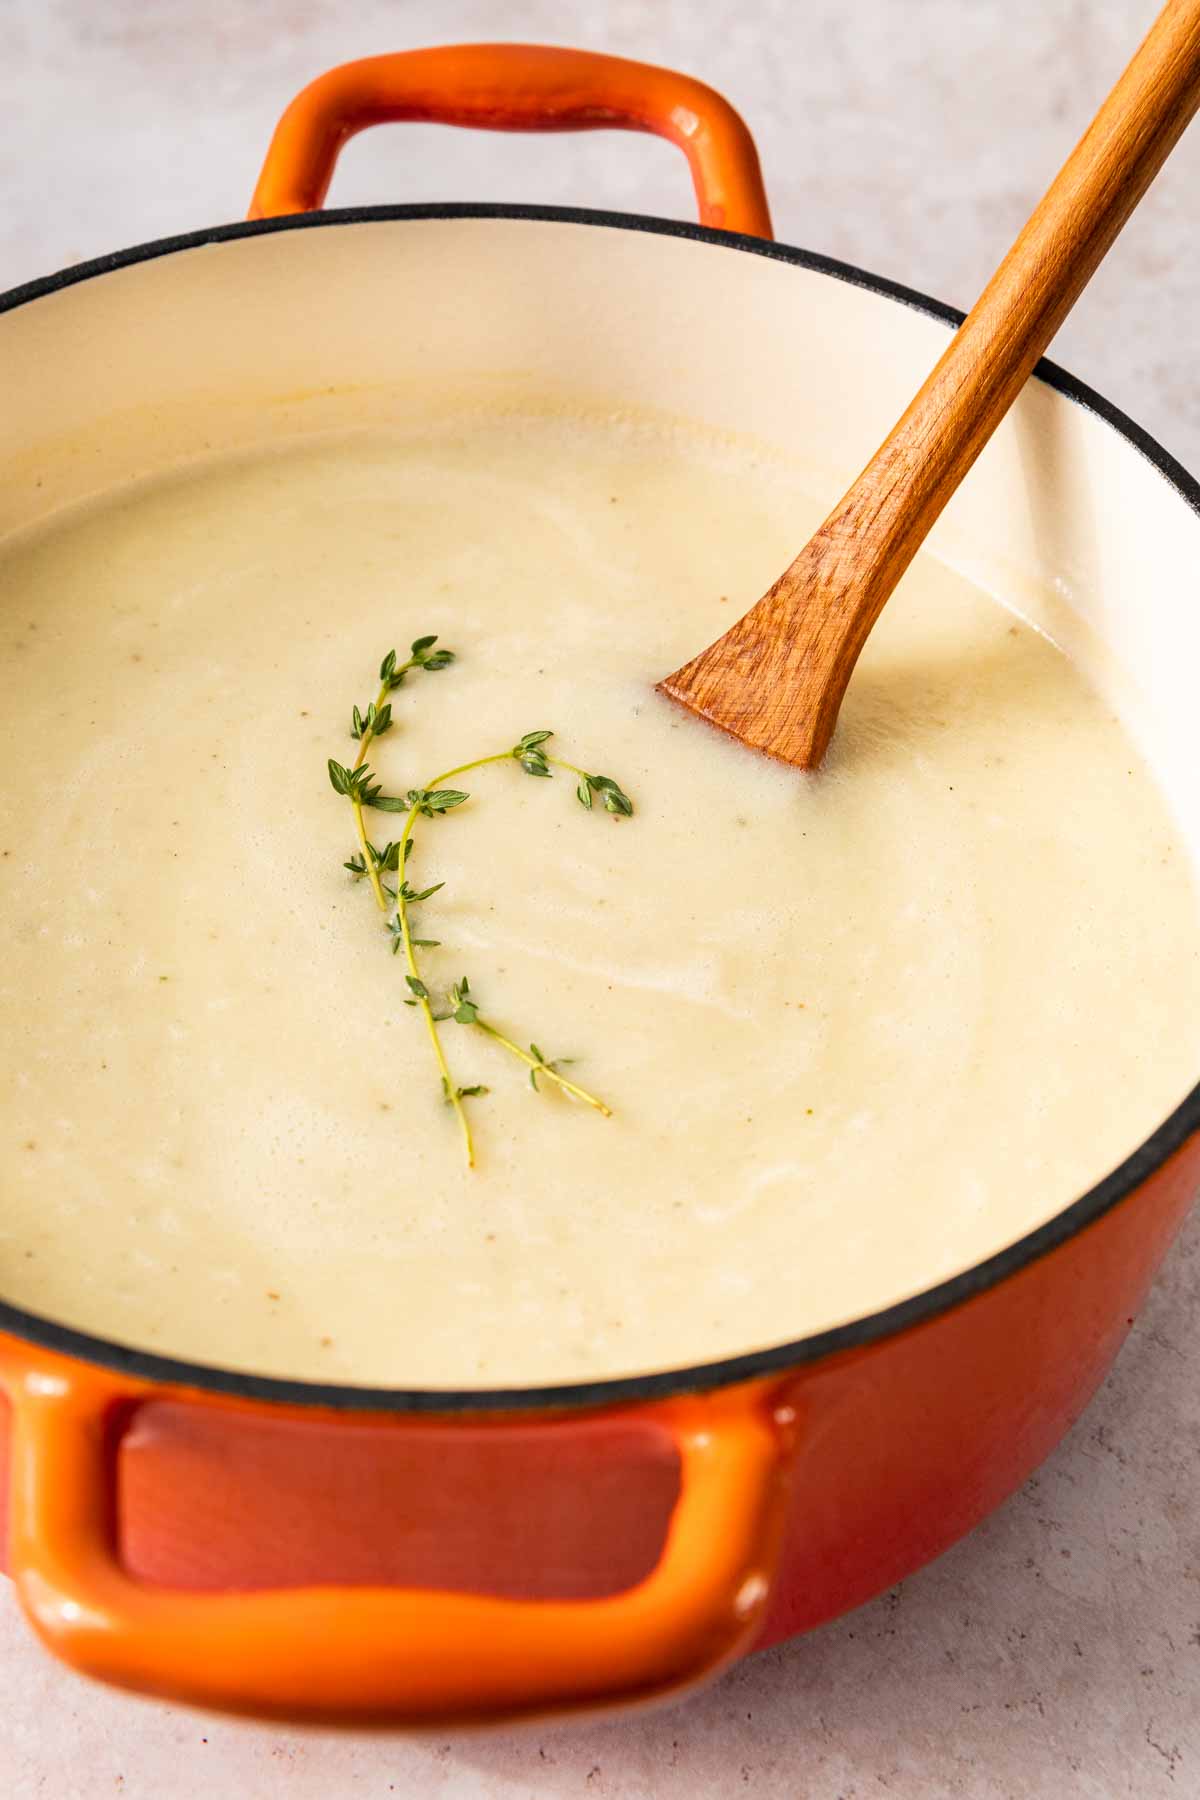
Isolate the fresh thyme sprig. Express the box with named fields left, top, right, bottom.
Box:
left=329, top=655, right=632, bottom=1166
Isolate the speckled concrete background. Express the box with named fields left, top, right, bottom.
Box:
left=2, top=2, right=1199, bottom=1795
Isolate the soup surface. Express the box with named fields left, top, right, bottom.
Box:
left=2, top=411, right=1197, bottom=1386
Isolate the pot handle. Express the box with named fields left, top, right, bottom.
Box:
left=248, top=44, right=773, bottom=238
left=3, top=1355, right=794, bottom=1723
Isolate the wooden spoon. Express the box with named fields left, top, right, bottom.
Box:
left=659, top=0, right=1200, bottom=769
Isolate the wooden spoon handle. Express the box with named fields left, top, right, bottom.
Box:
left=859, top=0, right=1200, bottom=569
left=660, top=0, right=1200, bottom=768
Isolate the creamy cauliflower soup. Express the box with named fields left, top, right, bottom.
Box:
left=1, top=410, right=1197, bottom=1385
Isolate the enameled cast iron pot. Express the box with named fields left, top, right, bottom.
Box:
left=2, top=45, right=1199, bottom=1727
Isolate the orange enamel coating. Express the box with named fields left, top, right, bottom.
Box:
left=248, top=44, right=773, bottom=238
left=0, top=1339, right=793, bottom=1723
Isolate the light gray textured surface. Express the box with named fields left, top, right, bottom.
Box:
left=2, top=2, right=1199, bottom=1795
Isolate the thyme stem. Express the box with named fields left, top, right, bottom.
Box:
left=392, top=757, right=510, bottom=1172
left=471, top=1018, right=612, bottom=1115
left=545, top=753, right=589, bottom=782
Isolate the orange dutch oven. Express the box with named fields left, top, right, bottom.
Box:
left=1, top=45, right=1198, bottom=1727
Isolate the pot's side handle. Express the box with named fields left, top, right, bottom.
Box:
left=248, top=44, right=773, bottom=238
left=2, top=1355, right=796, bottom=1724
